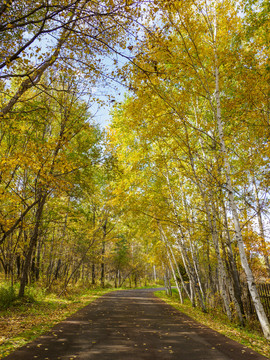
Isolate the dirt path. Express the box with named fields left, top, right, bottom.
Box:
left=3, top=289, right=268, bottom=360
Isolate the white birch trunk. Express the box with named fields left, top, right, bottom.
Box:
left=188, top=234, right=205, bottom=302
left=153, top=265, right=157, bottom=282
left=183, top=197, right=206, bottom=302
left=159, top=223, right=191, bottom=301
left=176, top=239, right=196, bottom=306
left=210, top=202, right=232, bottom=320
left=168, top=242, right=191, bottom=301
left=163, top=169, right=206, bottom=310
left=184, top=130, right=233, bottom=317
left=159, top=224, right=183, bottom=302
left=177, top=234, right=206, bottom=312
left=168, top=252, right=183, bottom=303
left=222, top=199, right=244, bottom=312
left=252, top=177, right=270, bottom=276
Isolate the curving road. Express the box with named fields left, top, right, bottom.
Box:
left=3, top=289, right=269, bottom=360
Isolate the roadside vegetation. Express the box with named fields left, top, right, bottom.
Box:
left=0, top=279, right=163, bottom=359
left=0, top=282, right=112, bottom=359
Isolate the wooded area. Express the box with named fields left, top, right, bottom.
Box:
left=0, top=0, right=270, bottom=341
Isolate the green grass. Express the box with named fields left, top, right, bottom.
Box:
left=0, top=284, right=17, bottom=310
left=154, top=289, right=270, bottom=359
left=0, top=282, right=161, bottom=358
left=0, top=281, right=162, bottom=358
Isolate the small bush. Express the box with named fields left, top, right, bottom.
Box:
left=0, top=284, right=17, bottom=309
left=25, top=284, right=45, bottom=302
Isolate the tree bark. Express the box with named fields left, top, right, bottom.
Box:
left=19, top=192, right=47, bottom=297
left=252, top=177, right=270, bottom=276
left=92, top=263, right=96, bottom=285
left=158, top=224, right=183, bottom=302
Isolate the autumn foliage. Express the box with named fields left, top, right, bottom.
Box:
left=0, top=0, right=270, bottom=340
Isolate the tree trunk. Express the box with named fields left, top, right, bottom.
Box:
left=92, top=263, right=96, bottom=285
left=153, top=265, right=157, bottom=283
left=164, top=266, right=172, bottom=296
left=222, top=199, right=244, bottom=316
left=100, top=219, right=108, bottom=288
left=177, top=233, right=206, bottom=312
left=19, top=193, right=47, bottom=297
left=159, top=223, right=191, bottom=301
left=159, top=225, right=183, bottom=302
left=163, top=170, right=205, bottom=310
left=100, top=241, right=105, bottom=288
left=252, top=177, right=270, bottom=277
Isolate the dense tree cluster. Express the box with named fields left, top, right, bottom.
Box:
left=108, top=0, right=270, bottom=339
left=1, top=0, right=270, bottom=341
left=0, top=0, right=149, bottom=297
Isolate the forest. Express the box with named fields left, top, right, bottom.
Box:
left=0, top=0, right=270, bottom=349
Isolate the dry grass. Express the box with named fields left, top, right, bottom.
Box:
left=0, top=288, right=111, bottom=359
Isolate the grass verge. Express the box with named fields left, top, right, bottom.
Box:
left=0, top=287, right=112, bottom=359
left=154, top=290, right=270, bottom=359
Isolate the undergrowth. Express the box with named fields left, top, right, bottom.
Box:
left=0, top=284, right=17, bottom=310
left=0, top=282, right=112, bottom=359
left=0, top=281, right=160, bottom=358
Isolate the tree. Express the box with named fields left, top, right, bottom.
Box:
left=0, top=0, right=142, bottom=116
left=0, top=72, right=104, bottom=296
left=107, top=0, right=270, bottom=338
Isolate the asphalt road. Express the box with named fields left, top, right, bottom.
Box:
left=3, top=289, right=269, bottom=360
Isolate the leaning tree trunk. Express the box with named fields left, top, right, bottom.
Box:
left=163, top=170, right=205, bottom=310
left=168, top=252, right=183, bottom=303
left=168, top=241, right=191, bottom=301
left=210, top=202, right=232, bottom=321
left=158, top=222, right=191, bottom=299
left=208, top=193, right=244, bottom=324
left=177, top=233, right=206, bottom=312
left=183, top=195, right=206, bottom=303
left=221, top=198, right=244, bottom=316
left=252, top=177, right=270, bottom=277
left=158, top=224, right=183, bottom=303
left=176, top=238, right=195, bottom=307
left=19, top=193, right=47, bottom=297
